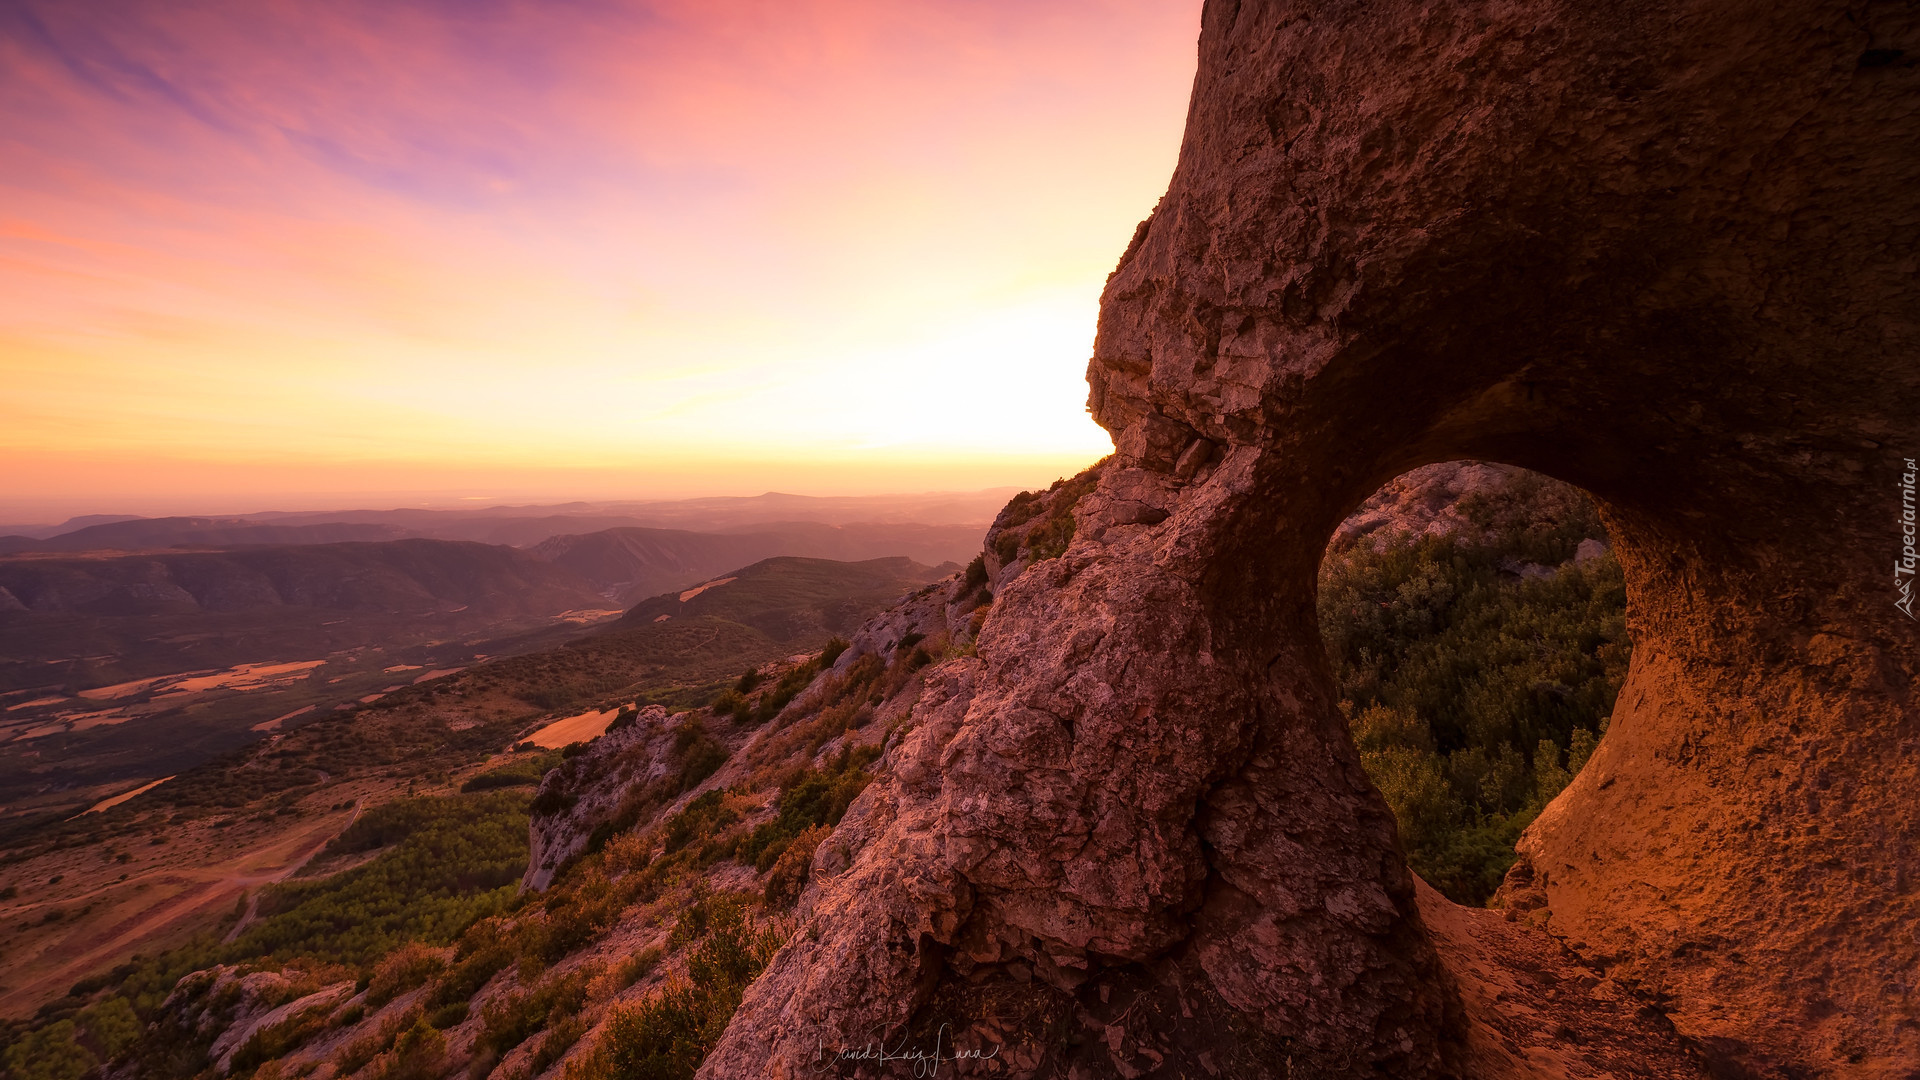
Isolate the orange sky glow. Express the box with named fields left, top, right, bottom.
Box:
left=0, top=0, right=1201, bottom=519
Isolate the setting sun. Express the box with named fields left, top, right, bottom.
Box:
left=0, top=0, right=1199, bottom=515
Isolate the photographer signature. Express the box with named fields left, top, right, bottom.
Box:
left=811, top=1022, right=1000, bottom=1077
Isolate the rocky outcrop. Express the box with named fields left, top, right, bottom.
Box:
left=1330, top=460, right=1523, bottom=551
left=524, top=704, right=677, bottom=891
left=709, top=1, right=1920, bottom=1077
left=150, top=966, right=354, bottom=1075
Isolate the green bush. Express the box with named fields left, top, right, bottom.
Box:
left=707, top=688, right=746, bottom=719
left=462, top=752, right=562, bottom=792
left=733, top=745, right=878, bottom=870
left=662, top=792, right=738, bottom=856
left=229, top=997, right=339, bottom=1071
left=961, top=556, right=988, bottom=593
left=671, top=722, right=728, bottom=787
left=572, top=896, right=785, bottom=1080
left=476, top=965, right=594, bottom=1056
left=375, top=1016, right=446, bottom=1080
left=1, top=1020, right=94, bottom=1080
left=227, top=792, right=530, bottom=965
left=531, top=1013, right=587, bottom=1073
left=1318, top=475, right=1629, bottom=905
left=431, top=921, right=517, bottom=1007
left=818, top=636, right=851, bottom=669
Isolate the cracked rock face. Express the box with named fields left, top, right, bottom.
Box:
left=524, top=704, right=676, bottom=891
left=709, top=1, right=1919, bottom=1076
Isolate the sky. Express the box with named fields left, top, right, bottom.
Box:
left=0, top=0, right=1201, bottom=519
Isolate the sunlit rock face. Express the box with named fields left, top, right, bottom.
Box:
left=707, top=0, right=1920, bottom=1076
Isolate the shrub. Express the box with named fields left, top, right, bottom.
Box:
left=531, top=782, right=578, bottom=818
left=749, top=662, right=822, bottom=725
left=763, top=825, right=828, bottom=906
left=733, top=746, right=877, bottom=870
left=611, top=947, right=663, bottom=991
left=335, top=1008, right=418, bottom=1077
left=524, top=868, right=634, bottom=963
left=373, top=1016, right=447, bottom=1080
left=3, top=1020, right=94, bottom=1080
left=662, top=792, right=737, bottom=856
left=571, top=898, right=787, bottom=1080
left=78, top=996, right=142, bottom=1059
left=818, top=636, right=851, bottom=669
left=674, top=725, right=728, bottom=787
left=961, top=555, right=988, bottom=593
left=366, top=943, right=448, bottom=1008
left=230, top=997, right=340, bottom=1071
left=229, top=792, right=529, bottom=966
left=431, top=937, right=514, bottom=1008
left=530, top=1013, right=587, bottom=1073
left=602, top=832, right=653, bottom=878
left=463, top=752, right=562, bottom=792
left=1318, top=475, right=1628, bottom=904
left=477, top=965, right=594, bottom=1057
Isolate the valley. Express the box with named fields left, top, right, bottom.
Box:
left=0, top=550, right=954, bottom=1034
left=0, top=499, right=986, bottom=831
left=0, top=465, right=1653, bottom=1080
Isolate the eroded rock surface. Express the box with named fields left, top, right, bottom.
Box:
left=710, top=1, right=1920, bottom=1076
left=524, top=704, right=676, bottom=891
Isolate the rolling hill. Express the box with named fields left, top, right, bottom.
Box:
left=617, top=555, right=953, bottom=642
left=0, top=518, right=409, bottom=554
left=531, top=522, right=983, bottom=604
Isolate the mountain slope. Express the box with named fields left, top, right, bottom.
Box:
left=0, top=539, right=602, bottom=618
left=0, top=518, right=409, bottom=554
left=531, top=523, right=982, bottom=604
left=616, top=555, right=951, bottom=642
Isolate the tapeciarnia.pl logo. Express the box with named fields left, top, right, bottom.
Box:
left=1899, top=457, right=1917, bottom=620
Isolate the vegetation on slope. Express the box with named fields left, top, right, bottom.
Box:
left=228, top=792, right=532, bottom=966
left=619, top=556, right=946, bottom=642
left=1, top=789, right=536, bottom=1080
left=1319, top=472, right=1629, bottom=904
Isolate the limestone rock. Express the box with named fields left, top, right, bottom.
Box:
left=1328, top=460, right=1522, bottom=552
left=523, top=704, right=675, bottom=891
left=710, top=0, right=1920, bottom=1076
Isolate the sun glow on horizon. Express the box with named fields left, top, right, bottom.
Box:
left=0, top=0, right=1201, bottom=516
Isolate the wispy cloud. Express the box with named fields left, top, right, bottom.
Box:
left=0, top=0, right=1199, bottom=513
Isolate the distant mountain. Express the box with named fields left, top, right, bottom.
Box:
left=0, top=517, right=408, bottom=554
left=0, top=489, right=1015, bottom=558
left=618, top=555, right=953, bottom=642
left=575, top=489, right=1018, bottom=530
left=0, top=539, right=602, bottom=618
left=531, top=522, right=985, bottom=604
left=0, top=514, right=146, bottom=541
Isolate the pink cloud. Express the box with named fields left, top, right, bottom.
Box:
left=0, top=0, right=1200, bottom=509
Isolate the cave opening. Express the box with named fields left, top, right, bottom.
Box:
left=1312, top=461, right=1631, bottom=906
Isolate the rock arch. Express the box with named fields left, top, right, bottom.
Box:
left=706, top=0, right=1918, bottom=1075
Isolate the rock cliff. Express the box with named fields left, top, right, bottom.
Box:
left=708, top=1, right=1920, bottom=1076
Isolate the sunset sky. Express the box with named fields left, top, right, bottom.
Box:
left=0, top=0, right=1200, bottom=519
